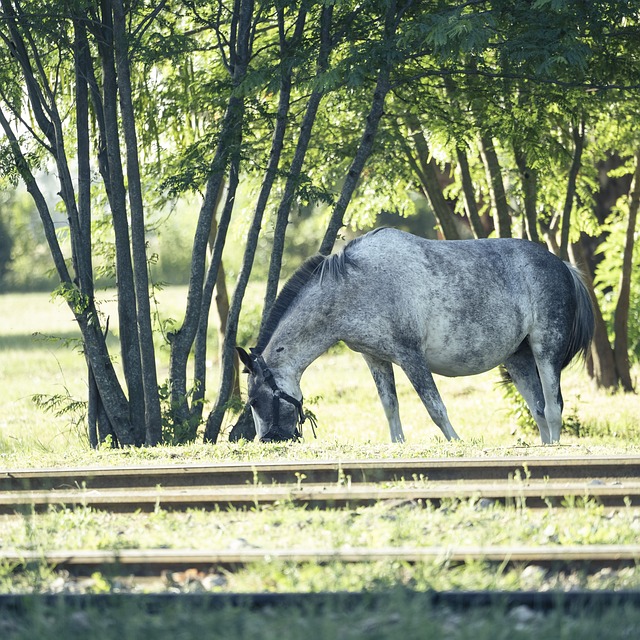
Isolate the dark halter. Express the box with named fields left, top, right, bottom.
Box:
left=250, top=351, right=317, bottom=443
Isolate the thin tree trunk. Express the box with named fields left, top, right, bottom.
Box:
left=456, top=146, right=486, bottom=238
left=190, top=148, right=243, bottom=435
left=542, top=214, right=561, bottom=254
left=559, top=120, right=586, bottom=261
left=320, top=0, right=405, bottom=254
left=261, top=4, right=333, bottom=325
left=403, top=115, right=460, bottom=240
left=74, top=18, right=106, bottom=447
left=204, top=16, right=300, bottom=444
left=320, top=69, right=392, bottom=254
left=201, top=176, right=240, bottom=404
left=112, top=0, right=162, bottom=445
left=613, top=151, right=640, bottom=392
left=513, top=145, right=539, bottom=242
left=97, top=0, right=146, bottom=444
left=168, top=0, right=254, bottom=428
left=228, top=5, right=334, bottom=445
left=480, top=133, right=511, bottom=238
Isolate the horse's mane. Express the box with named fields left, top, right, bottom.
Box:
left=255, top=254, right=326, bottom=353
left=255, top=232, right=374, bottom=353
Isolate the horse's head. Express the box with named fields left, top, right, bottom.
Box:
left=236, top=347, right=305, bottom=443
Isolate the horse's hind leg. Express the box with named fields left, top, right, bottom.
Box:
left=362, top=354, right=405, bottom=443
left=528, top=338, right=565, bottom=443
left=396, top=353, right=460, bottom=441
left=532, top=359, right=564, bottom=443
left=504, top=345, right=551, bottom=444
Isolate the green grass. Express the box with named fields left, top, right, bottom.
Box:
left=4, top=495, right=640, bottom=555
left=1, top=287, right=640, bottom=465
left=2, top=496, right=640, bottom=595
left=2, top=288, right=640, bottom=632
left=2, top=593, right=640, bottom=640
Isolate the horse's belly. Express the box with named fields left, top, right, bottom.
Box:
left=427, top=353, right=506, bottom=377
left=422, top=323, right=526, bottom=377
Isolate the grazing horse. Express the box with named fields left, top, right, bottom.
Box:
left=237, top=228, right=595, bottom=444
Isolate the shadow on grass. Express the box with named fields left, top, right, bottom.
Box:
left=0, top=332, right=83, bottom=352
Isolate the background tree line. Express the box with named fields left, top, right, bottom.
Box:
left=0, top=0, right=638, bottom=447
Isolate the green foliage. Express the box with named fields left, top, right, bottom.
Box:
left=52, top=282, right=89, bottom=314
left=158, top=380, right=203, bottom=445
left=0, top=184, right=53, bottom=291
left=31, top=390, right=88, bottom=445
left=500, top=375, right=538, bottom=436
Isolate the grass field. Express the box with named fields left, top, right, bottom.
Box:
left=1, top=287, right=639, bottom=464
left=2, top=288, right=640, bottom=637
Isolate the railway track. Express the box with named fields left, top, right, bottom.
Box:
left=2, top=456, right=640, bottom=583
left=4, top=544, right=640, bottom=575
left=3, top=455, right=640, bottom=491
left=2, top=479, right=640, bottom=512
left=2, top=455, right=640, bottom=513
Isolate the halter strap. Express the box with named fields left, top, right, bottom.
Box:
left=250, top=351, right=317, bottom=442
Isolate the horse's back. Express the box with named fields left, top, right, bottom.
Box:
left=347, top=228, right=569, bottom=300
left=338, top=229, right=576, bottom=376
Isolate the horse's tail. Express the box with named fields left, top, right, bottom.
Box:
left=563, top=262, right=596, bottom=369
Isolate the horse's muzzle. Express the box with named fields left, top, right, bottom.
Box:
left=259, top=427, right=301, bottom=443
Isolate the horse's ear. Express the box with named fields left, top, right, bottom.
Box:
left=236, top=347, right=254, bottom=373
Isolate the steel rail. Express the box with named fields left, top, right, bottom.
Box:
left=2, top=456, right=640, bottom=492
left=2, top=479, right=640, bottom=513
left=4, top=544, right=640, bottom=575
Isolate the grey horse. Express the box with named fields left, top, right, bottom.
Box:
left=237, top=227, right=595, bottom=444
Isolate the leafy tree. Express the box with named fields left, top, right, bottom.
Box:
left=1, top=0, right=639, bottom=449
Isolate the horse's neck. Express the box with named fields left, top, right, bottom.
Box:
left=263, top=298, right=338, bottom=387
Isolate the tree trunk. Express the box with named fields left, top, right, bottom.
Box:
left=0, top=6, right=137, bottom=446
left=204, top=6, right=301, bottom=443
left=75, top=18, right=109, bottom=447
left=456, top=146, right=486, bottom=238
left=168, top=0, right=254, bottom=429
left=569, top=241, right=619, bottom=389
left=112, top=0, right=162, bottom=445
left=227, top=5, right=334, bottom=445
left=559, top=120, right=586, bottom=261
left=261, top=4, right=333, bottom=325
left=513, top=145, right=539, bottom=242
left=320, top=69, right=392, bottom=254
left=612, top=151, right=640, bottom=392
left=480, top=133, right=511, bottom=238
left=206, top=178, right=240, bottom=402
left=189, top=147, right=243, bottom=437
left=97, top=0, right=146, bottom=444
left=403, top=115, right=460, bottom=240
left=0, top=106, right=137, bottom=444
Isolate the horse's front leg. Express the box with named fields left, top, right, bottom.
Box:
left=397, top=352, right=460, bottom=441
left=362, top=354, right=405, bottom=443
